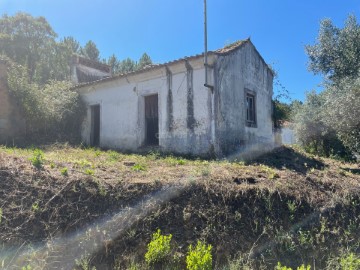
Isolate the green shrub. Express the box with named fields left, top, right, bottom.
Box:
left=60, top=167, right=68, bottom=176
left=275, top=262, right=292, bottom=270
left=186, top=240, right=212, bottom=270
left=29, top=149, right=44, bottom=169
left=145, top=229, right=173, bottom=266
left=132, top=164, right=146, bottom=172
left=275, top=262, right=311, bottom=270
left=84, top=169, right=95, bottom=176
left=340, top=253, right=360, bottom=270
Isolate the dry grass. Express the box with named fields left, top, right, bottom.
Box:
left=0, top=144, right=359, bottom=269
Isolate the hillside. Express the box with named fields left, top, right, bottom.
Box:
left=0, top=145, right=359, bottom=269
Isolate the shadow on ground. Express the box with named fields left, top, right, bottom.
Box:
left=247, top=146, right=326, bottom=175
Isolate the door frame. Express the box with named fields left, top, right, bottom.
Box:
left=90, top=104, right=101, bottom=147
left=144, top=94, right=159, bottom=146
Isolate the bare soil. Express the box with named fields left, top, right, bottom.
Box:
left=0, top=145, right=359, bottom=269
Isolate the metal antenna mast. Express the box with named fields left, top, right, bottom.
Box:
left=204, top=0, right=213, bottom=91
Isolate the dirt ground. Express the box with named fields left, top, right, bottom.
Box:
left=0, top=145, right=359, bottom=269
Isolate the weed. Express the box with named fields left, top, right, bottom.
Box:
left=260, top=165, right=279, bottom=179
left=75, top=253, right=96, bottom=270
left=60, top=167, right=68, bottom=176
left=85, top=169, right=95, bottom=176
left=201, top=167, right=211, bottom=177
left=107, top=150, right=121, bottom=162
left=94, top=179, right=106, bottom=196
left=287, top=200, right=297, bottom=221
left=145, top=229, right=173, bottom=266
left=165, top=156, right=187, bottom=166
left=50, top=162, right=55, bottom=169
left=75, top=159, right=92, bottom=168
left=132, top=163, right=146, bottom=172
left=275, top=262, right=292, bottom=270
left=31, top=202, right=39, bottom=212
left=29, top=149, right=44, bottom=169
left=186, top=240, right=213, bottom=270
left=21, top=265, right=32, bottom=270
left=148, top=151, right=161, bottom=160
left=275, top=262, right=311, bottom=270
left=340, top=252, right=360, bottom=270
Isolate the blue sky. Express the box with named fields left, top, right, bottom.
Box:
left=1, top=0, right=360, bottom=101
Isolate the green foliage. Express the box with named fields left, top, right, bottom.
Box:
left=186, top=240, right=213, bottom=270
left=60, top=167, right=68, bottom=176
left=145, top=229, right=173, bottom=266
left=80, top=40, right=100, bottom=61
left=0, top=13, right=75, bottom=84
left=61, top=36, right=80, bottom=54
left=29, top=149, right=44, bottom=169
left=84, top=169, right=95, bottom=176
left=340, top=253, right=360, bottom=270
left=275, top=262, right=292, bottom=270
left=31, top=201, right=39, bottom=212
left=21, top=265, right=32, bottom=270
left=292, top=91, right=353, bottom=158
left=132, top=163, right=146, bottom=172
left=273, top=100, right=291, bottom=128
left=75, top=253, right=97, bottom=270
left=274, top=262, right=311, bottom=270
left=138, top=52, right=153, bottom=69
left=306, top=15, right=360, bottom=82
left=6, top=59, right=86, bottom=138
left=106, top=53, right=153, bottom=75
left=300, top=14, right=360, bottom=156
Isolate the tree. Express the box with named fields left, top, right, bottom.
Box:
left=296, top=14, right=360, bottom=157
left=306, top=15, right=360, bottom=83
left=137, top=52, right=152, bottom=69
left=0, top=12, right=58, bottom=83
left=107, top=54, right=120, bottom=74
left=118, top=58, right=136, bottom=74
left=80, top=40, right=100, bottom=61
left=323, top=78, right=360, bottom=152
left=61, top=36, right=80, bottom=54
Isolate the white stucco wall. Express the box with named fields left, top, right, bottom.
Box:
left=214, top=41, right=274, bottom=155
left=78, top=57, right=214, bottom=156
left=78, top=42, right=273, bottom=157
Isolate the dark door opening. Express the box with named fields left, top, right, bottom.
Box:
left=90, top=104, right=100, bottom=146
left=145, top=94, right=159, bottom=145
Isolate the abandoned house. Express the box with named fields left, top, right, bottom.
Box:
left=76, top=39, right=274, bottom=157
left=0, top=59, right=26, bottom=144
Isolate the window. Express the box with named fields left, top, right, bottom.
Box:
left=246, top=92, right=256, bottom=127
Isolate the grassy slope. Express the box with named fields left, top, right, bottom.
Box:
left=0, top=145, right=359, bottom=269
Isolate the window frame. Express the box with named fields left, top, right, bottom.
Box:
left=245, top=90, right=257, bottom=128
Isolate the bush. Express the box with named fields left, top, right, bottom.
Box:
left=340, top=253, right=360, bottom=270
left=6, top=58, right=85, bottom=140
left=145, top=229, right=173, bottom=266
left=29, top=149, right=44, bottom=169
left=186, top=240, right=212, bottom=270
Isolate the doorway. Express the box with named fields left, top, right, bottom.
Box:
left=145, top=94, right=159, bottom=145
left=90, top=104, right=100, bottom=146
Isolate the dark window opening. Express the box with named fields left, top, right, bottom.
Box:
left=246, top=93, right=257, bottom=127
left=145, top=94, right=159, bottom=145
left=90, top=104, right=100, bottom=146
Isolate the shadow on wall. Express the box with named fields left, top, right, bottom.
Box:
left=246, top=146, right=326, bottom=175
